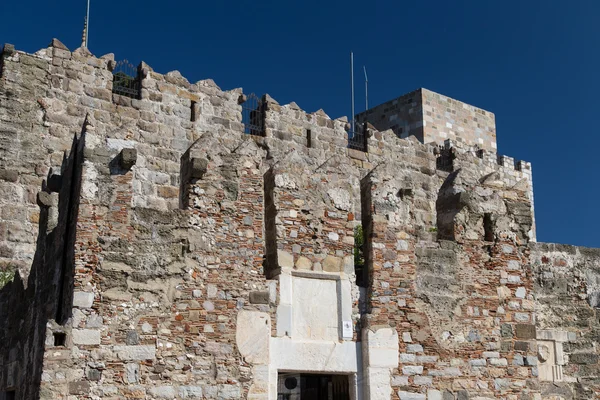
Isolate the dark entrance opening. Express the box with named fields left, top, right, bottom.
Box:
left=0, top=391, right=15, bottom=400
left=277, top=373, right=350, bottom=400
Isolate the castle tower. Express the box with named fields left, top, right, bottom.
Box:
left=356, top=88, right=497, bottom=151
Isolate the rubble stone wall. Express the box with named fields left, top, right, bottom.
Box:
left=531, top=243, right=600, bottom=400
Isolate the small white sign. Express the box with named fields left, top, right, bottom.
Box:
left=342, top=320, right=353, bottom=338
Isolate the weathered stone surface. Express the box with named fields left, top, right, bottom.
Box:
left=189, top=157, right=208, bottom=179
left=249, top=291, right=269, bottom=304
left=322, top=255, right=342, bottom=272
left=126, top=330, right=139, bottom=345
left=113, top=345, right=156, bottom=361
left=277, top=250, right=294, bottom=268
left=236, top=311, right=270, bottom=364
left=125, top=363, right=139, bottom=383
left=119, top=148, right=137, bottom=169
left=72, top=291, right=94, bottom=308
left=515, top=324, right=536, bottom=339
left=68, top=381, right=90, bottom=395
left=148, top=386, right=177, bottom=398
left=71, top=329, right=101, bottom=345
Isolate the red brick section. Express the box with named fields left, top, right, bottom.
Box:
left=181, top=151, right=275, bottom=397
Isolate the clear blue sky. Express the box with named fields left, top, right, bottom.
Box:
left=2, top=1, right=599, bottom=247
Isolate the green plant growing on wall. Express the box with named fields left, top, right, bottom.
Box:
left=354, top=225, right=365, bottom=267
left=354, top=225, right=366, bottom=286
left=0, top=270, right=15, bottom=289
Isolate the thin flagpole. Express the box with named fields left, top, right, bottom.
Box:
left=351, top=52, right=355, bottom=135
left=86, top=0, right=90, bottom=47
left=363, top=66, right=368, bottom=110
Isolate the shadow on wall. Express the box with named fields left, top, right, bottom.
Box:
left=435, top=170, right=466, bottom=241
left=0, top=122, right=86, bottom=398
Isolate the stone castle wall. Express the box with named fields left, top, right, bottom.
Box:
left=531, top=243, right=600, bottom=399
left=0, top=39, right=597, bottom=400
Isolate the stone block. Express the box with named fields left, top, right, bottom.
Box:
left=277, top=250, right=294, bottom=268
left=72, top=329, right=101, bottom=345
left=515, top=324, right=536, bottom=339
left=190, top=157, right=208, bottom=179
left=402, top=365, right=423, bottom=375
left=514, top=341, right=530, bottom=351
left=126, top=330, right=139, bottom=345
left=428, top=368, right=461, bottom=377
left=249, top=291, right=269, bottom=304
left=500, top=323, right=513, bottom=338
left=149, top=386, right=177, bottom=399
left=179, top=386, right=203, bottom=398
left=365, top=328, right=399, bottom=368
left=2, top=43, right=15, bottom=55
left=569, top=353, right=599, bottom=364
left=500, top=341, right=512, bottom=352
left=68, top=381, right=90, bottom=395
left=427, top=390, right=442, bottom=400
left=119, top=148, right=137, bottom=170
left=398, top=391, right=426, bottom=400
left=482, top=351, right=499, bottom=358
left=236, top=311, right=270, bottom=364
left=113, top=345, right=156, bottom=361
left=414, top=376, right=432, bottom=385
left=86, top=368, right=102, bottom=381
left=295, top=256, right=311, bottom=270
left=407, top=344, right=424, bottom=353
left=392, top=375, right=409, bottom=386
left=323, top=255, right=342, bottom=272
left=125, top=363, right=140, bottom=383
left=73, top=291, right=94, bottom=308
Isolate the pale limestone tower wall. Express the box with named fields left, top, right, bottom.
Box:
left=356, top=88, right=497, bottom=151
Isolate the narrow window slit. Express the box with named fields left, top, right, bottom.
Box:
left=190, top=100, right=197, bottom=122
left=306, top=129, right=312, bottom=148
left=484, top=213, right=494, bottom=242
left=53, top=332, right=66, bottom=347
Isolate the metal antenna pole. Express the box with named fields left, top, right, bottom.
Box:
left=363, top=66, right=368, bottom=110
left=86, top=0, right=90, bottom=47
left=351, top=52, right=355, bottom=135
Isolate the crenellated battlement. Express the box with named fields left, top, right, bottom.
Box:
left=0, top=37, right=535, bottom=263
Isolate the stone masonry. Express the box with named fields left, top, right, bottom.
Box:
left=356, top=88, right=497, bottom=152
left=0, top=39, right=599, bottom=400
